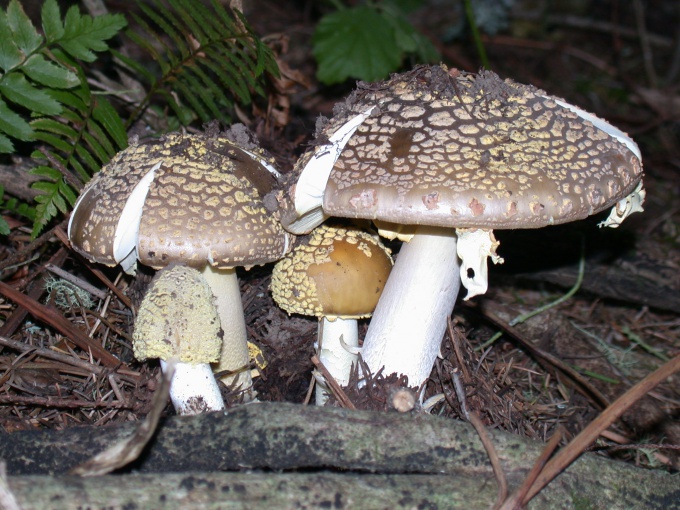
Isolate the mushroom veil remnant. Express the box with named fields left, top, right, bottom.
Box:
left=69, top=129, right=294, bottom=400
left=271, top=224, right=392, bottom=405
left=134, top=265, right=224, bottom=415
left=278, top=64, right=645, bottom=391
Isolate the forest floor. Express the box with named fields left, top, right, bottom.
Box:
left=1, top=0, right=679, bottom=475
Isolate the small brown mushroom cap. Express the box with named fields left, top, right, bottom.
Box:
left=133, top=265, right=223, bottom=363
left=271, top=225, right=393, bottom=319
left=289, top=65, right=643, bottom=231
left=69, top=131, right=293, bottom=270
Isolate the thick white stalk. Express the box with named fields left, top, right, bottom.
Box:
left=315, top=317, right=359, bottom=406
left=361, top=227, right=461, bottom=389
left=201, top=266, right=254, bottom=400
left=160, top=360, right=225, bottom=415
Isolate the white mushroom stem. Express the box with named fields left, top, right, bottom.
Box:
left=201, top=266, right=254, bottom=400
left=361, top=226, right=461, bottom=391
left=315, top=317, right=360, bottom=406
left=160, top=360, right=225, bottom=415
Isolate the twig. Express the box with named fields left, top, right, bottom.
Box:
left=498, top=428, right=563, bottom=510
left=311, top=355, right=356, bottom=410
left=69, top=362, right=174, bottom=476
left=477, top=307, right=610, bottom=409
left=53, top=226, right=134, bottom=311
left=0, top=395, right=131, bottom=409
left=0, top=219, right=68, bottom=273
left=45, top=264, right=108, bottom=300
left=0, top=281, right=125, bottom=369
left=468, top=412, right=507, bottom=510
left=522, top=353, right=680, bottom=505
left=0, top=335, right=138, bottom=382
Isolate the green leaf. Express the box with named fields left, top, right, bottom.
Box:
left=0, top=133, right=14, bottom=153
left=0, top=218, right=9, bottom=236
left=30, top=117, right=79, bottom=140
left=22, top=54, right=79, bottom=88
left=59, top=6, right=126, bottom=62
left=7, top=0, right=43, bottom=56
left=41, top=0, right=65, bottom=43
left=0, top=97, right=34, bottom=142
left=91, top=96, right=127, bottom=150
left=0, top=11, right=25, bottom=71
left=313, top=6, right=402, bottom=84
left=0, top=72, right=62, bottom=115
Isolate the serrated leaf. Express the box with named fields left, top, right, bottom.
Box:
left=32, top=130, right=73, bottom=153
left=7, top=0, right=43, bottom=56
left=31, top=117, right=79, bottom=140
left=22, top=54, right=79, bottom=88
left=313, top=6, right=402, bottom=84
left=0, top=97, right=34, bottom=141
left=75, top=144, right=101, bottom=174
left=30, top=164, right=63, bottom=181
left=92, top=96, right=127, bottom=150
left=0, top=72, right=61, bottom=114
left=0, top=11, right=25, bottom=71
left=0, top=217, right=10, bottom=235
left=59, top=6, right=126, bottom=62
left=41, top=0, right=64, bottom=43
left=0, top=133, right=14, bottom=153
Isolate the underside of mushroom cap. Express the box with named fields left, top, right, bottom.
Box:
left=318, top=65, right=643, bottom=230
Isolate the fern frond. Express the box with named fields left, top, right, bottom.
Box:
left=123, top=0, right=279, bottom=127
left=0, top=185, right=36, bottom=235
left=0, top=0, right=125, bottom=153
left=29, top=86, right=127, bottom=236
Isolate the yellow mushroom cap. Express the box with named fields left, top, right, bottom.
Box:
left=133, top=265, right=223, bottom=363
left=271, top=225, right=393, bottom=319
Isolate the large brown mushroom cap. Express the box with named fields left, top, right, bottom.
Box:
left=313, top=65, right=643, bottom=230
left=69, top=131, right=293, bottom=271
left=271, top=225, right=393, bottom=319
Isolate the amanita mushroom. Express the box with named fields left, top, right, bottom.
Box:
left=270, top=224, right=392, bottom=405
left=68, top=129, right=294, bottom=399
left=278, top=65, right=645, bottom=390
left=134, top=265, right=224, bottom=415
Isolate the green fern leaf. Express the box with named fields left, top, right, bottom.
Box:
left=0, top=133, right=13, bottom=153
left=7, top=0, right=43, bottom=56
left=0, top=72, right=62, bottom=115
left=91, top=96, right=127, bottom=150
left=59, top=6, right=126, bottom=62
left=0, top=97, right=34, bottom=142
left=22, top=54, right=79, bottom=88
left=41, top=0, right=65, bottom=43
left=126, top=0, right=277, bottom=127
left=0, top=11, right=25, bottom=71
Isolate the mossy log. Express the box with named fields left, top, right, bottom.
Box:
left=2, top=403, right=677, bottom=509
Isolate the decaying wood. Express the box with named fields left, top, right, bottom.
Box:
left=2, top=403, right=677, bottom=509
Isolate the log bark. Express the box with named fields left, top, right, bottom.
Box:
left=1, top=403, right=678, bottom=509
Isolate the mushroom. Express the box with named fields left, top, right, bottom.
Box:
left=134, top=265, right=224, bottom=415
left=68, top=130, right=294, bottom=400
left=270, top=224, right=392, bottom=405
left=278, top=65, right=644, bottom=390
